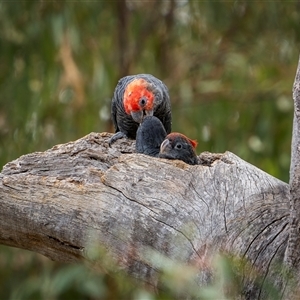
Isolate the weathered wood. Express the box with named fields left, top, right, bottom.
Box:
left=0, top=131, right=290, bottom=298
left=284, top=55, right=300, bottom=298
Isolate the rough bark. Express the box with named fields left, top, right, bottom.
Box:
left=284, top=55, right=300, bottom=297
left=0, top=132, right=290, bottom=298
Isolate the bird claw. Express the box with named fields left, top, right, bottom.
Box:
left=108, top=132, right=128, bottom=147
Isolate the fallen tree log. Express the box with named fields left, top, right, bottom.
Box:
left=1, top=58, right=300, bottom=299
left=0, top=132, right=290, bottom=298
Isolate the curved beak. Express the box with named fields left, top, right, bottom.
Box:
left=131, top=110, right=144, bottom=123
left=131, top=108, right=154, bottom=124
left=145, top=109, right=153, bottom=116
left=160, top=138, right=171, bottom=154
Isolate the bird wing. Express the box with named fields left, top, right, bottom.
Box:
left=111, top=97, right=119, bottom=133
left=111, top=76, right=134, bottom=133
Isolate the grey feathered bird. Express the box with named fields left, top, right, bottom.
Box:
left=109, top=74, right=172, bottom=145
left=136, top=115, right=198, bottom=165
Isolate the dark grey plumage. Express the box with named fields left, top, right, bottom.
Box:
left=136, top=116, right=198, bottom=165
left=109, top=74, right=171, bottom=145
left=136, top=116, right=167, bottom=157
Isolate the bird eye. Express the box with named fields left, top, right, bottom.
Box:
left=140, top=98, right=146, bottom=105
left=175, top=143, right=182, bottom=150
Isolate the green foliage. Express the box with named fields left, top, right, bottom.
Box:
left=0, top=244, right=289, bottom=299
left=0, top=1, right=299, bottom=298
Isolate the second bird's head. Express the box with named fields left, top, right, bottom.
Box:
left=123, top=78, right=160, bottom=123
left=159, top=133, right=198, bottom=165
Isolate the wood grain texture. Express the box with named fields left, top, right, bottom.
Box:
left=284, top=55, right=300, bottom=299
left=0, top=132, right=291, bottom=298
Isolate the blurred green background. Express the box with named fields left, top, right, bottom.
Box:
left=0, top=1, right=298, bottom=298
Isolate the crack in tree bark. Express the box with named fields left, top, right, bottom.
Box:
left=258, top=236, right=288, bottom=300
left=47, top=235, right=84, bottom=251
left=243, top=216, right=289, bottom=258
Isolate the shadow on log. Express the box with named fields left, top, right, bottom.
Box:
left=0, top=131, right=291, bottom=298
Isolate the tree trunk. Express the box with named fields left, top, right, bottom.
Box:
left=1, top=58, right=300, bottom=298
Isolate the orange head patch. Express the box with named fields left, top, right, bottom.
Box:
left=123, top=78, right=155, bottom=114
left=167, top=132, right=198, bottom=149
